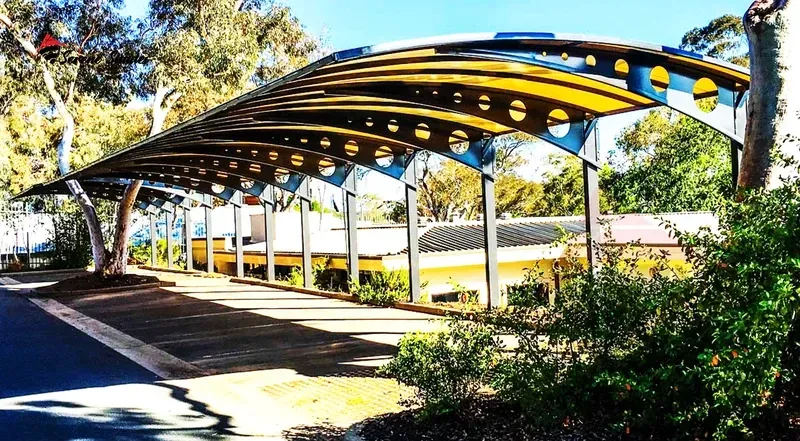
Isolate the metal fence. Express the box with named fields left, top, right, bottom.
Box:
left=0, top=208, right=55, bottom=272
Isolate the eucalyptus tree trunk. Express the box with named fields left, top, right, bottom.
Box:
left=0, top=13, right=108, bottom=272
left=103, top=86, right=181, bottom=274
left=738, top=0, right=800, bottom=191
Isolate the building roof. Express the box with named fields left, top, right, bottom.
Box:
left=240, top=211, right=716, bottom=257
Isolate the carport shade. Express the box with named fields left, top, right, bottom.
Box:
left=13, top=32, right=750, bottom=306
left=16, top=32, right=749, bottom=201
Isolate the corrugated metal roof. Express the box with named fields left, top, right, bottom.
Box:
left=415, top=220, right=585, bottom=253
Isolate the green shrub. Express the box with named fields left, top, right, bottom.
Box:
left=128, top=239, right=182, bottom=268
left=312, top=256, right=349, bottom=291
left=350, top=269, right=413, bottom=306
left=486, top=180, right=800, bottom=439
left=379, top=318, right=501, bottom=416
left=282, top=266, right=304, bottom=286
left=504, top=266, right=550, bottom=308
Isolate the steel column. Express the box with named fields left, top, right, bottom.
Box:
left=184, top=204, right=193, bottom=271
left=583, top=125, right=602, bottom=268
left=731, top=140, right=742, bottom=192
left=405, top=158, right=421, bottom=302
left=480, top=138, right=500, bottom=308
left=205, top=194, right=214, bottom=273
left=149, top=212, right=157, bottom=266
left=299, top=178, right=313, bottom=288
left=165, top=211, right=174, bottom=268
left=344, top=168, right=359, bottom=284
left=234, top=191, right=244, bottom=278
left=263, top=186, right=276, bottom=281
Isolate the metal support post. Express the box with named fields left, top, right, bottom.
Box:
left=299, top=178, right=313, bottom=288
left=583, top=124, right=602, bottom=268
left=263, top=186, right=276, bottom=281
left=731, top=140, right=741, bottom=192
left=166, top=210, right=174, bottom=268
left=149, top=212, right=157, bottom=267
left=184, top=204, right=193, bottom=271
left=234, top=191, right=244, bottom=278
left=26, top=232, right=31, bottom=269
left=480, top=138, right=500, bottom=308
left=205, top=194, right=214, bottom=273
left=405, top=158, right=421, bottom=302
left=344, top=167, right=359, bottom=284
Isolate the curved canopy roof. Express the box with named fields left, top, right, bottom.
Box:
left=17, top=32, right=750, bottom=204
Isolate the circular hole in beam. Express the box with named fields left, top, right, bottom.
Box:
left=614, top=59, right=629, bottom=78
left=509, top=100, right=527, bottom=122
left=449, top=130, right=470, bottom=155
left=693, top=77, right=720, bottom=113
left=453, top=92, right=462, bottom=104
left=211, top=184, right=226, bottom=194
left=268, top=151, right=278, bottom=161
left=275, top=169, right=290, bottom=184
left=375, top=146, right=394, bottom=168
left=478, top=95, right=491, bottom=111
left=320, top=137, right=331, bottom=149
left=291, top=153, right=304, bottom=166
left=387, top=120, right=399, bottom=132
left=318, top=158, right=335, bottom=177
left=586, top=55, right=596, bottom=67
left=415, top=123, right=431, bottom=140
left=547, top=109, right=571, bottom=139
left=650, top=66, right=670, bottom=93
left=365, top=117, right=374, bottom=127
left=240, top=179, right=254, bottom=190
left=345, top=140, right=359, bottom=156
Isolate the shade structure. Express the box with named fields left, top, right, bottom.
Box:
left=14, top=32, right=750, bottom=304
left=20, top=32, right=748, bottom=200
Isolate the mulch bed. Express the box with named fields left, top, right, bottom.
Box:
left=358, top=396, right=800, bottom=441
left=35, top=273, right=160, bottom=294
left=358, top=397, right=616, bottom=441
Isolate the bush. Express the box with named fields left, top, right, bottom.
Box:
left=281, top=266, right=304, bottom=286
left=312, top=257, right=349, bottom=291
left=383, top=179, right=800, bottom=440
left=379, top=318, right=501, bottom=416
left=504, top=266, right=550, bottom=308
left=350, top=269, right=412, bottom=306
left=128, top=239, right=182, bottom=268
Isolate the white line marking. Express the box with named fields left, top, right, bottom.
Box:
left=29, top=297, right=206, bottom=380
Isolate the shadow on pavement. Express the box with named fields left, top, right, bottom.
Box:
left=54, top=285, right=417, bottom=378
left=0, top=383, right=246, bottom=441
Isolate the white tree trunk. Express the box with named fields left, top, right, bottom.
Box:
left=104, top=86, right=181, bottom=275
left=0, top=12, right=108, bottom=271
left=739, top=0, right=800, bottom=190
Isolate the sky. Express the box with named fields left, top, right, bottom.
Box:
left=122, top=0, right=752, bottom=201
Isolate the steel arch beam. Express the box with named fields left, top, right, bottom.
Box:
left=81, top=172, right=240, bottom=204
left=441, top=46, right=748, bottom=143
left=111, top=146, right=350, bottom=189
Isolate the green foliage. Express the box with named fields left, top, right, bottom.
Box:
left=448, top=278, right=478, bottom=305
left=504, top=267, right=550, bottom=308
left=386, top=180, right=800, bottom=439
left=379, top=318, right=501, bottom=416
left=681, top=14, right=748, bottom=67
left=49, top=202, right=92, bottom=269
left=607, top=109, right=732, bottom=214
left=312, top=256, right=349, bottom=291
left=281, top=265, right=304, bottom=286
left=128, top=239, right=182, bottom=268
left=350, top=269, right=413, bottom=306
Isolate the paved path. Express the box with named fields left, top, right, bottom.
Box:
left=0, top=272, right=439, bottom=439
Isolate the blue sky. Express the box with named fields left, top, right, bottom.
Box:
left=122, top=0, right=751, bottom=200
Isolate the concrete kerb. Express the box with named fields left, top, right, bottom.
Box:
left=230, top=276, right=476, bottom=319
